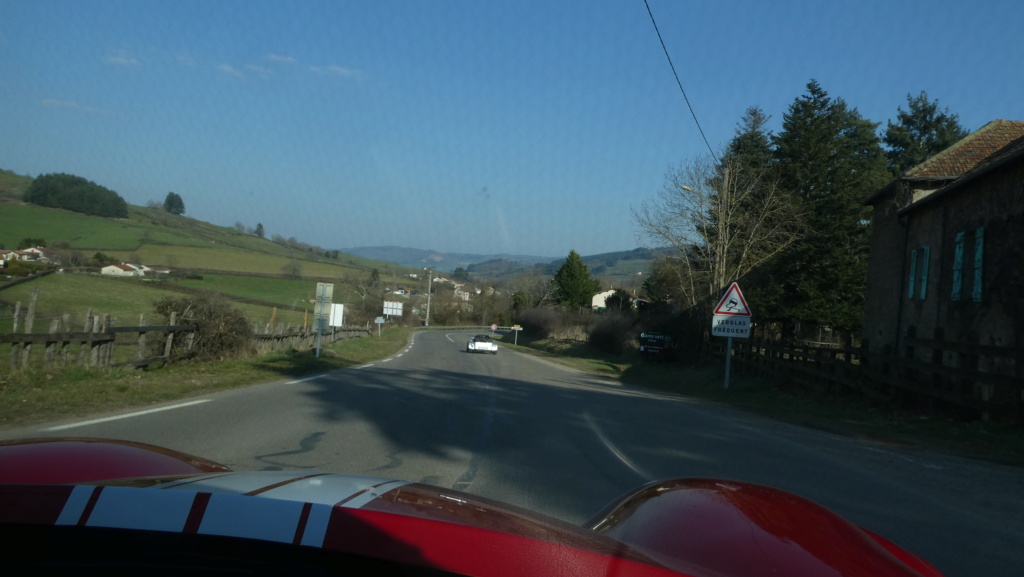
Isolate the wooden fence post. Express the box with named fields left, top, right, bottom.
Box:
left=78, top=309, right=93, bottom=366
left=163, top=312, right=177, bottom=360
left=137, top=314, right=146, bottom=361
left=60, top=314, right=71, bottom=365
left=20, top=288, right=39, bottom=368
left=9, top=301, right=22, bottom=371
left=103, top=315, right=114, bottom=367
left=88, top=315, right=103, bottom=367
left=44, top=319, right=61, bottom=367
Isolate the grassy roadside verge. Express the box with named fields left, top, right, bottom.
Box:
left=502, top=335, right=1024, bottom=468
left=0, top=327, right=411, bottom=430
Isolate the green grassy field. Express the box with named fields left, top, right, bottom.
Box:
left=1, top=199, right=412, bottom=279
left=103, top=244, right=368, bottom=277
left=0, top=273, right=311, bottom=335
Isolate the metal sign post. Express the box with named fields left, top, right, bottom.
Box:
left=723, top=337, right=733, bottom=389
left=711, top=282, right=752, bottom=389
left=315, top=283, right=334, bottom=358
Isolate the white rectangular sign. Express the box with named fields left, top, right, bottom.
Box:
left=329, top=303, right=344, bottom=327
left=383, top=301, right=403, bottom=316
left=316, top=282, right=333, bottom=301
left=712, top=314, right=750, bottom=338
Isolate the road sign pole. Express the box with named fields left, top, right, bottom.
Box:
left=315, top=292, right=324, bottom=358
left=724, top=336, right=732, bottom=389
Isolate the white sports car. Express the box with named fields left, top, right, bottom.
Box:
left=467, top=334, right=499, bottom=354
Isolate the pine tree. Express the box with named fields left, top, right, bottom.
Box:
left=551, top=250, right=600, bottom=309
left=163, top=192, right=185, bottom=215
left=767, top=80, right=890, bottom=331
left=884, top=91, right=970, bottom=174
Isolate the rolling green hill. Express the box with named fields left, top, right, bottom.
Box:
left=1, top=172, right=420, bottom=330
left=0, top=198, right=408, bottom=277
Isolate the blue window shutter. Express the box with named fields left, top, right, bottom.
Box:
left=952, top=232, right=964, bottom=301
left=919, top=246, right=930, bottom=300
left=908, top=249, right=918, bottom=299
left=973, top=227, right=985, bottom=302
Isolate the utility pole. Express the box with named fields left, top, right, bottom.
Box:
left=425, top=269, right=432, bottom=327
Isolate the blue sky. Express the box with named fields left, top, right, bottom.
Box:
left=2, top=1, right=1022, bottom=258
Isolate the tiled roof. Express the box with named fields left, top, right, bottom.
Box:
left=902, top=133, right=1024, bottom=215
left=904, top=119, right=1024, bottom=179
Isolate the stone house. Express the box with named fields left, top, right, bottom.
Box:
left=863, top=120, right=1024, bottom=357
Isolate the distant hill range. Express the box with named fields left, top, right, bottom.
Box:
left=342, top=246, right=672, bottom=281
left=340, top=246, right=555, bottom=271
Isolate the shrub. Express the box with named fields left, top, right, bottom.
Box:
left=515, top=307, right=562, bottom=339
left=153, top=293, right=253, bottom=361
left=588, top=313, right=637, bottom=354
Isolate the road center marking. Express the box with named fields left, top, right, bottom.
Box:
left=43, top=400, right=212, bottom=431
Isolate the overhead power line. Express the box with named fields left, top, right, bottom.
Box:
left=643, top=0, right=717, bottom=160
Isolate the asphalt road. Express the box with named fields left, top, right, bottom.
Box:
left=3, top=330, right=1022, bottom=577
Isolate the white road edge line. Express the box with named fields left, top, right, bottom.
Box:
left=287, top=374, right=327, bottom=384
left=43, top=399, right=213, bottom=431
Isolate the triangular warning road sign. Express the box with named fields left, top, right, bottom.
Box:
left=713, top=282, right=751, bottom=316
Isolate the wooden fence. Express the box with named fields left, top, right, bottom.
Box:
left=251, top=323, right=370, bottom=354
left=2, top=289, right=371, bottom=372
left=713, top=333, right=1024, bottom=422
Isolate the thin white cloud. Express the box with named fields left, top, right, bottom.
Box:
left=268, top=53, right=296, bottom=64
left=177, top=52, right=198, bottom=66
left=105, top=50, right=141, bottom=67
left=41, top=99, right=112, bottom=115
left=245, top=64, right=272, bottom=79
left=310, top=65, right=360, bottom=78
left=218, top=64, right=244, bottom=78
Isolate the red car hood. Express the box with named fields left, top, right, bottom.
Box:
left=0, top=438, right=943, bottom=577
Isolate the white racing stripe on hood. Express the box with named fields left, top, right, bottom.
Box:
left=199, top=493, right=306, bottom=544
left=258, top=475, right=409, bottom=507
left=85, top=486, right=196, bottom=532
left=49, top=474, right=413, bottom=548
left=155, top=472, right=408, bottom=507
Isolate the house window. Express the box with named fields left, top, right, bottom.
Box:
left=973, top=227, right=984, bottom=302
left=907, top=246, right=930, bottom=300
left=952, top=232, right=964, bottom=301
left=952, top=228, right=984, bottom=302
left=908, top=249, right=917, bottom=299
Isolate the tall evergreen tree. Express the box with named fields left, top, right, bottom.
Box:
left=721, top=106, right=773, bottom=172
left=254, top=223, right=265, bottom=238
left=163, top=191, right=185, bottom=215
left=767, top=80, right=890, bottom=332
left=551, top=250, right=600, bottom=309
left=884, top=91, right=970, bottom=174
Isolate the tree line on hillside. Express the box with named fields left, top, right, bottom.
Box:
left=24, top=173, right=129, bottom=218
